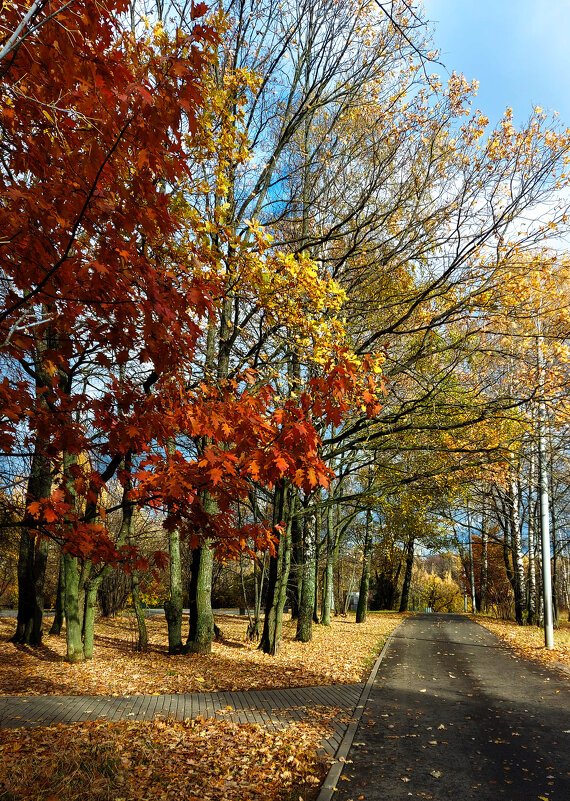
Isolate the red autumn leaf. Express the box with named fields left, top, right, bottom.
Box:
left=27, top=501, right=41, bottom=518
left=274, top=455, right=289, bottom=474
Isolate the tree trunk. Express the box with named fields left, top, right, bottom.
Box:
left=260, top=483, right=290, bottom=655
left=398, top=535, right=415, bottom=612
left=123, top=461, right=147, bottom=650
left=296, top=510, right=315, bottom=642
left=81, top=560, right=111, bottom=660
left=83, top=466, right=138, bottom=658
left=313, top=505, right=322, bottom=623
left=13, top=328, right=55, bottom=646
left=246, top=551, right=265, bottom=641
left=186, top=541, right=215, bottom=654
left=502, top=512, right=515, bottom=617
left=549, top=461, right=559, bottom=627
left=480, top=512, right=488, bottom=613
left=12, top=446, right=52, bottom=646
left=131, top=569, right=148, bottom=651
left=509, top=471, right=524, bottom=626
left=63, top=552, right=84, bottom=662
left=509, top=471, right=525, bottom=625
left=58, top=450, right=85, bottom=662
left=356, top=509, right=373, bottom=623
left=49, top=549, right=65, bottom=635
left=83, top=581, right=98, bottom=659
left=165, top=526, right=183, bottom=653
left=321, top=505, right=335, bottom=626
left=164, top=435, right=183, bottom=653
left=187, top=546, right=199, bottom=643
left=288, top=494, right=302, bottom=619
left=186, top=489, right=216, bottom=655
left=527, top=444, right=538, bottom=625
left=468, top=521, right=477, bottom=613
left=551, top=504, right=559, bottom=627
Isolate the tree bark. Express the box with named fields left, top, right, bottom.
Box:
left=260, top=483, right=290, bottom=655
left=13, top=327, right=55, bottom=646
left=58, top=450, right=85, bottom=662
left=165, top=526, right=183, bottom=653
left=321, top=505, right=335, bottom=625
left=548, top=452, right=559, bottom=627
left=313, top=504, right=322, bottom=623
left=399, top=534, right=415, bottom=612
left=527, top=444, right=538, bottom=626
left=296, top=509, right=315, bottom=642
left=12, top=447, right=52, bottom=646
left=82, top=461, right=137, bottom=659
left=164, top=436, right=183, bottom=653
left=356, top=509, right=373, bottom=623
left=131, top=568, right=148, bottom=651
left=288, top=493, right=302, bottom=620
left=246, top=551, right=265, bottom=641
left=186, top=540, right=215, bottom=654
left=83, top=581, right=98, bottom=659
left=63, top=552, right=84, bottom=662
left=480, top=512, right=488, bottom=613
left=49, top=549, right=65, bottom=635
left=509, top=470, right=525, bottom=625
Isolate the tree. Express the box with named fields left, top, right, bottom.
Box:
left=2, top=0, right=385, bottom=660
left=1, top=0, right=218, bottom=654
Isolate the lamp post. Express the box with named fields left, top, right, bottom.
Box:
left=537, top=334, right=554, bottom=650
left=467, top=504, right=477, bottom=613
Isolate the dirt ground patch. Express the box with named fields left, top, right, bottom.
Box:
left=0, top=611, right=403, bottom=696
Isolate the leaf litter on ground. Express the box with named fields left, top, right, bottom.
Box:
left=0, top=612, right=403, bottom=801
left=0, top=611, right=402, bottom=696
left=0, top=717, right=330, bottom=801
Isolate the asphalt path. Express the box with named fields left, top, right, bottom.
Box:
left=333, top=614, right=569, bottom=801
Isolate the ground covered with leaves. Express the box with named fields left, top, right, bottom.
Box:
left=474, top=615, right=570, bottom=673
left=0, top=613, right=402, bottom=801
left=0, top=716, right=329, bottom=801
left=0, top=611, right=402, bottom=696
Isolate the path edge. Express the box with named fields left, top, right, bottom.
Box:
left=316, top=620, right=403, bottom=801
left=470, top=615, right=570, bottom=678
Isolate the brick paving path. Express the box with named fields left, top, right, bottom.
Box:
left=0, top=683, right=364, bottom=756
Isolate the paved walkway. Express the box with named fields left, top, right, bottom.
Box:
left=331, top=614, right=570, bottom=801
left=0, top=681, right=365, bottom=758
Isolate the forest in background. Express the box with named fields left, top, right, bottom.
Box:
left=1, top=0, right=570, bottom=663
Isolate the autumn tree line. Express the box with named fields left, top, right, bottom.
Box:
left=1, top=0, right=569, bottom=663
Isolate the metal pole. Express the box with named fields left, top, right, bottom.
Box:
left=467, top=505, right=477, bottom=613
left=537, top=336, right=554, bottom=649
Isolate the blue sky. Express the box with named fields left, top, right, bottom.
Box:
left=421, top=1, right=570, bottom=126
